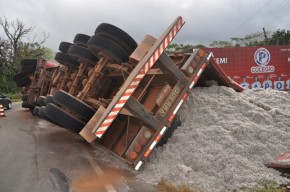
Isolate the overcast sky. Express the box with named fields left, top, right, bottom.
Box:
left=0, top=0, right=289, bottom=51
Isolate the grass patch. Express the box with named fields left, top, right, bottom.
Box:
left=239, top=180, right=288, bottom=192
left=6, top=92, right=22, bottom=102
left=155, top=179, right=200, bottom=192
left=155, top=179, right=289, bottom=192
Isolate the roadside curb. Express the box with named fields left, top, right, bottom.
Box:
left=0, top=104, right=5, bottom=117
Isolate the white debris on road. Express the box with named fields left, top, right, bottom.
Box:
left=137, top=86, right=290, bottom=191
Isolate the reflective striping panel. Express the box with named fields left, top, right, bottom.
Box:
left=144, top=126, right=167, bottom=158
left=135, top=161, right=143, bottom=170
left=143, top=57, right=208, bottom=161
left=189, top=63, right=207, bottom=89
left=95, top=17, right=185, bottom=138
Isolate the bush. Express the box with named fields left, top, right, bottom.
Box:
left=6, top=92, right=22, bottom=102
left=239, top=180, right=288, bottom=192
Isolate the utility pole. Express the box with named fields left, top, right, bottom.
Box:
left=263, top=27, right=269, bottom=43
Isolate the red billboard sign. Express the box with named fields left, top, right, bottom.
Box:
left=205, top=46, right=290, bottom=91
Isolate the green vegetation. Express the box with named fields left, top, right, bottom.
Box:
left=6, top=92, right=22, bottom=102
left=167, top=29, right=290, bottom=52
left=155, top=179, right=200, bottom=192
left=0, top=16, right=52, bottom=94
left=166, top=43, right=206, bottom=54
left=210, top=29, right=290, bottom=48
left=155, top=179, right=289, bottom=192
left=239, top=180, right=288, bottom=192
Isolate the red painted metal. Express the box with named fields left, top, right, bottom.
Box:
left=205, top=46, right=290, bottom=91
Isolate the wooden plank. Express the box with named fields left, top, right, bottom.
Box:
left=125, top=97, right=160, bottom=131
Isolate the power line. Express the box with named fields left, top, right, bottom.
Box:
left=225, top=0, right=273, bottom=38
left=254, top=0, right=290, bottom=30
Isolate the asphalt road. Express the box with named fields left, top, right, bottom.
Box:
left=0, top=103, right=155, bottom=192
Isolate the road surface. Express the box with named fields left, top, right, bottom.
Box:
left=0, top=103, right=155, bottom=192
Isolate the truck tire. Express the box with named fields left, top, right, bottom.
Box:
left=37, top=96, right=46, bottom=106
left=20, top=59, right=37, bottom=67
left=53, top=90, right=95, bottom=121
left=55, top=52, right=79, bottom=69
left=15, top=76, right=31, bottom=87
left=157, top=115, right=181, bottom=147
left=45, top=95, right=58, bottom=106
left=59, top=42, right=73, bottom=53
left=22, top=101, right=34, bottom=109
left=88, top=35, right=130, bottom=63
left=95, top=23, right=137, bottom=54
left=13, top=72, right=27, bottom=82
left=68, top=45, right=99, bottom=67
left=21, top=64, right=37, bottom=74
left=33, top=106, right=40, bottom=116
left=73, top=34, right=90, bottom=47
left=44, top=103, right=85, bottom=133
left=22, top=94, right=28, bottom=102
left=38, top=106, right=46, bottom=119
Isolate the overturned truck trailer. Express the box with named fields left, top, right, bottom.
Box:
left=37, top=16, right=243, bottom=170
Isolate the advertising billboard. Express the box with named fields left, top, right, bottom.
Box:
left=205, top=46, right=290, bottom=91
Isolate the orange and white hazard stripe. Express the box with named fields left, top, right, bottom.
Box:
left=144, top=126, right=167, bottom=158
left=0, top=104, right=5, bottom=117
left=95, top=17, right=185, bottom=138
left=134, top=126, right=167, bottom=170
left=135, top=52, right=213, bottom=170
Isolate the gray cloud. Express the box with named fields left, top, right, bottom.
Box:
left=0, top=0, right=289, bottom=51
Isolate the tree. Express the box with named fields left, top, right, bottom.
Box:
left=209, top=41, right=233, bottom=48
left=0, top=16, right=51, bottom=93
left=269, top=29, right=290, bottom=45
left=166, top=43, right=206, bottom=53
left=209, top=29, right=276, bottom=48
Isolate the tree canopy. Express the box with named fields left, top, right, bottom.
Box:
left=209, top=29, right=290, bottom=48
left=0, top=16, right=52, bottom=93
left=168, top=28, right=290, bottom=52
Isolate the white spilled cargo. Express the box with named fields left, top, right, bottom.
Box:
left=136, top=87, right=290, bottom=192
